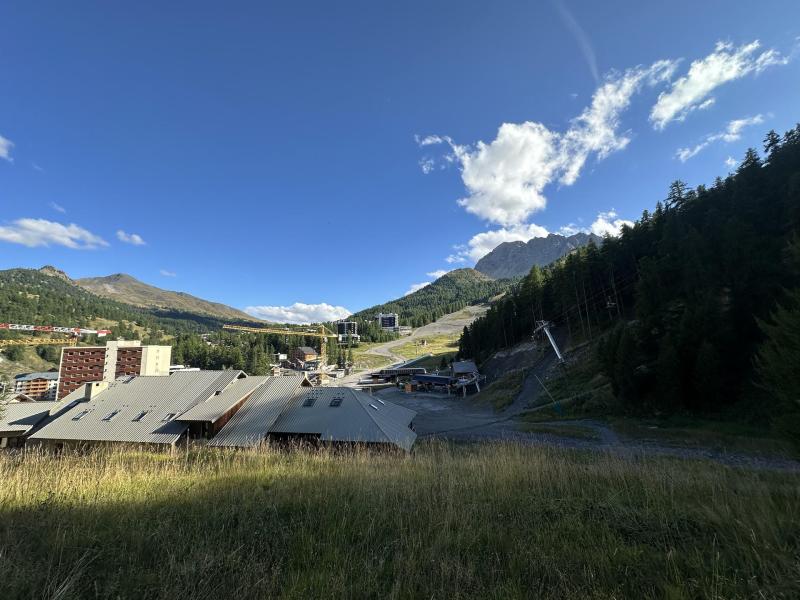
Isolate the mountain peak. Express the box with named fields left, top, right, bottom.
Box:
left=38, top=265, right=72, bottom=282
left=75, top=273, right=259, bottom=322
left=474, top=232, right=602, bottom=279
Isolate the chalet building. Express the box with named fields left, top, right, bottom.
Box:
left=26, top=370, right=417, bottom=452
left=0, top=401, right=68, bottom=448
left=291, top=346, right=318, bottom=363
left=30, top=370, right=245, bottom=450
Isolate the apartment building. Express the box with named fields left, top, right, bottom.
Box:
left=57, top=340, right=171, bottom=399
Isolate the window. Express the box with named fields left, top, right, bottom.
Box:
left=132, top=411, right=148, bottom=422
left=72, top=409, right=90, bottom=421
left=302, top=398, right=316, bottom=407
left=102, top=410, right=121, bottom=422
left=329, top=398, right=343, bottom=407
left=162, top=413, right=176, bottom=422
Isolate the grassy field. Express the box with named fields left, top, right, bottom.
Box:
left=520, top=422, right=602, bottom=441
left=393, top=334, right=459, bottom=370
left=1, top=443, right=798, bottom=599
left=350, top=342, right=394, bottom=370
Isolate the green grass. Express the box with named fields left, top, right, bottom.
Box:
left=520, top=422, right=601, bottom=441
left=609, top=415, right=799, bottom=458
left=349, top=343, right=394, bottom=370
left=473, top=369, right=525, bottom=411
left=393, top=334, right=459, bottom=368
left=1, top=443, right=798, bottom=599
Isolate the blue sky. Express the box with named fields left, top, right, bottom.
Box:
left=1, top=1, right=799, bottom=323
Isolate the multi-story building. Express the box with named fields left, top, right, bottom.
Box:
left=13, top=371, right=59, bottom=401
left=336, top=321, right=360, bottom=344
left=57, top=340, right=171, bottom=399
left=376, top=313, right=399, bottom=331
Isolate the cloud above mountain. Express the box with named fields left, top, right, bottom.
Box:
left=418, top=39, right=790, bottom=269
left=245, top=302, right=351, bottom=324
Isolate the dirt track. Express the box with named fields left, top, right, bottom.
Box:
left=363, top=305, right=488, bottom=363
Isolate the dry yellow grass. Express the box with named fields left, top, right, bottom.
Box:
left=1, top=442, right=798, bottom=599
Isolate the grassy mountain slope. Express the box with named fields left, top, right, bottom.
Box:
left=76, top=273, right=257, bottom=322
left=0, top=268, right=230, bottom=338
left=353, top=268, right=513, bottom=327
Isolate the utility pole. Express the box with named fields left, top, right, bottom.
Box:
left=534, top=321, right=565, bottom=363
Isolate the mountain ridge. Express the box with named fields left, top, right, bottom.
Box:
left=352, top=268, right=512, bottom=328
left=73, top=271, right=258, bottom=322
left=474, top=232, right=603, bottom=279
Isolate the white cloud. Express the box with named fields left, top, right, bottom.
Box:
left=590, top=210, right=633, bottom=237
left=0, top=135, right=14, bottom=162
left=32, top=162, right=45, bottom=172
left=448, top=223, right=550, bottom=263
left=159, top=269, right=177, bottom=277
left=651, top=41, right=788, bottom=129
left=49, top=202, right=66, bottom=214
left=0, top=218, right=108, bottom=249
left=116, top=230, right=146, bottom=246
left=558, top=223, right=582, bottom=236
left=415, top=134, right=448, bottom=147
left=675, top=114, right=764, bottom=162
left=419, top=157, right=435, bottom=174
left=426, top=270, right=449, bottom=279
left=244, top=302, right=352, bottom=325
left=718, top=114, right=765, bottom=142
left=425, top=60, right=676, bottom=228
left=404, top=282, right=431, bottom=296
left=725, top=156, right=737, bottom=169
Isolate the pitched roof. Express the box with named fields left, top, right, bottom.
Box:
left=270, top=387, right=417, bottom=451
left=29, top=370, right=244, bottom=445
left=177, top=376, right=271, bottom=423
left=295, top=346, right=317, bottom=355
left=209, top=381, right=416, bottom=451
left=14, top=371, right=59, bottom=381
left=208, top=376, right=306, bottom=448
left=0, top=401, right=62, bottom=437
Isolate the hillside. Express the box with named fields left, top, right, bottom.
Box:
left=461, top=125, right=800, bottom=419
left=0, top=268, right=229, bottom=339
left=474, top=232, right=602, bottom=279
left=353, top=268, right=512, bottom=327
left=76, top=273, right=257, bottom=322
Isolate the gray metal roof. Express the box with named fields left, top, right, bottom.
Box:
left=177, top=376, right=271, bottom=423
left=0, top=402, right=62, bottom=437
left=270, top=387, right=417, bottom=451
left=453, top=360, right=479, bottom=374
left=29, top=370, right=244, bottom=445
left=208, top=376, right=305, bottom=448
left=14, top=371, right=59, bottom=382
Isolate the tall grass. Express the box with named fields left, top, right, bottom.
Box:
left=1, top=442, right=798, bottom=599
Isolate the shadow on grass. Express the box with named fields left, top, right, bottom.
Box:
left=1, top=443, right=799, bottom=599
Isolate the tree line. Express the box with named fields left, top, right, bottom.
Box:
left=353, top=268, right=513, bottom=328
left=460, top=125, right=800, bottom=416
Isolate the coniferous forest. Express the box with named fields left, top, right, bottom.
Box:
left=460, top=125, right=800, bottom=417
